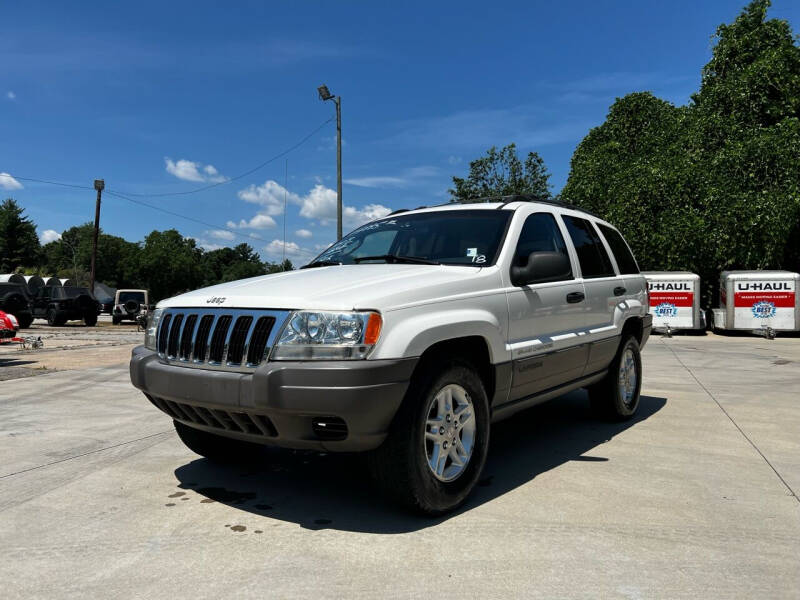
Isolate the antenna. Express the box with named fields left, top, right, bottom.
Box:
left=282, top=159, right=288, bottom=268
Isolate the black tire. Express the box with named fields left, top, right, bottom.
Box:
left=589, top=335, right=642, bottom=420
left=84, top=312, right=97, bottom=326
left=2, top=293, right=27, bottom=317
left=112, top=315, right=122, bottom=325
left=367, top=360, right=490, bottom=515
left=17, top=313, right=33, bottom=329
left=173, top=420, right=263, bottom=463
left=46, top=308, right=59, bottom=326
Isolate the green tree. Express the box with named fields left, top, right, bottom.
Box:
left=266, top=258, right=293, bottom=274
left=200, top=243, right=266, bottom=286
left=449, top=144, right=552, bottom=202
left=135, top=229, right=203, bottom=301
left=562, top=0, right=800, bottom=304
left=0, top=199, right=41, bottom=272
left=41, top=223, right=141, bottom=288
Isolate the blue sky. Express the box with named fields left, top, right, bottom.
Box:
left=2, top=0, right=799, bottom=264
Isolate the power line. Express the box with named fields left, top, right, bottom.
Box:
left=108, top=116, right=334, bottom=198
left=104, top=189, right=317, bottom=258
left=5, top=115, right=334, bottom=200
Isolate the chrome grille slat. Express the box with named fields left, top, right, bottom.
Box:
left=226, top=316, right=253, bottom=365
left=179, top=314, right=198, bottom=360
left=157, top=308, right=288, bottom=373
left=167, top=314, right=184, bottom=358
left=192, top=314, right=214, bottom=363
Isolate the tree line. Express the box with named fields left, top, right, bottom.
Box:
left=450, top=0, right=800, bottom=305
left=0, top=198, right=291, bottom=301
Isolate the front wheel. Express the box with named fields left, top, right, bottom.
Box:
left=46, top=309, right=59, bottom=326
left=367, top=361, right=490, bottom=515
left=17, top=313, right=33, bottom=329
left=589, top=335, right=642, bottom=420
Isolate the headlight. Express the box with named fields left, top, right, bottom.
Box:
left=144, top=308, right=164, bottom=351
left=271, top=310, right=382, bottom=360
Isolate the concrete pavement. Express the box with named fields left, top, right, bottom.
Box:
left=0, top=334, right=798, bottom=598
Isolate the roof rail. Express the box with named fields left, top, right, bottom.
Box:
left=388, top=208, right=409, bottom=215
left=448, top=194, right=600, bottom=218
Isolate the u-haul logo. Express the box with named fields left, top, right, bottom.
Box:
left=649, top=282, right=691, bottom=291
left=736, top=282, right=792, bottom=291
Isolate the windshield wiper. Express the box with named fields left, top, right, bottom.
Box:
left=301, top=260, right=341, bottom=269
left=353, top=254, right=439, bottom=265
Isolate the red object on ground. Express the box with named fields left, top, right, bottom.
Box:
left=0, top=309, right=20, bottom=344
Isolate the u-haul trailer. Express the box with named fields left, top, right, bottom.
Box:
left=643, top=271, right=704, bottom=333
left=713, top=270, right=800, bottom=337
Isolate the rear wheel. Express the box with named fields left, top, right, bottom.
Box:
left=589, top=335, right=642, bottom=420
left=112, top=315, right=122, bottom=325
left=173, top=420, right=262, bottom=463
left=46, top=308, right=59, bottom=326
left=17, top=313, right=33, bottom=329
left=84, top=312, right=97, bottom=327
left=367, top=361, right=490, bottom=515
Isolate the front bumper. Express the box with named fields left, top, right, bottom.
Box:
left=130, top=346, right=417, bottom=452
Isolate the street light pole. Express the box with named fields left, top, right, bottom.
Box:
left=90, top=179, right=104, bottom=294
left=318, top=85, right=343, bottom=240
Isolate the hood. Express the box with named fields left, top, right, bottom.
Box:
left=159, top=264, right=501, bottom=312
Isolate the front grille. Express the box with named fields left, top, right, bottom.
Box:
left=146, top=395, right=277, bottom=437
left=155, top=308, right=289, bottom=372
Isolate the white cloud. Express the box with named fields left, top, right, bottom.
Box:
left=343, top=166, right=438, bottom=189
left=165, top=158, right=227, bottom=183
left=208, top=229, right=235, bottom=241
left=298, top=185, right=391, bottom=227
left=237, top=180, right=299, bottom=217
left=447, top=155, right=462, bottom=165
left=199, top=242, right=225, bottom=252
left=227, top=214, right=277, bottom=229
left=295, top=229, right=312, bottom=239
left=344, top=176, right=406, bottom=188
left=262, top=239, right=316, bottom=262
left=39, top=229, right=61, bottom=244
left=0, top=172, right=23, bottom=190
left=6, top=91, right=16, bottom=100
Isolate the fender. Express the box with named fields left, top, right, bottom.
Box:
left=370, top=306, right=508, bottom=363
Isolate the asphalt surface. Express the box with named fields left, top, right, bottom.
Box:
left=1, top=333, right=798, bottom=598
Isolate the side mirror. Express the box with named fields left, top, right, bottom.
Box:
left=510, top=251, right=571, bottom=287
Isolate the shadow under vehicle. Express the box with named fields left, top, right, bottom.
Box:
left=172, top=392, right=666, bottom=533
left=31, top=285, right=100, bottom=326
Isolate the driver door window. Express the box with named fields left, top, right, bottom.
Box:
left=513, top=212, right=573, bottom=279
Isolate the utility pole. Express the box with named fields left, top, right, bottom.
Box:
left=90, top=179, right=104, bottom=294
left=335, top=96, right=342, bottom=241
left=318, top=84, right=343, bottom=240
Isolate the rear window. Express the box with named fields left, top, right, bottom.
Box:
left=597, top=224, right=639, bottom=274
left=562, top=216, right=615, bottom=279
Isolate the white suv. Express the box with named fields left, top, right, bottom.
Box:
left=130, top=197, right=651, bottom=514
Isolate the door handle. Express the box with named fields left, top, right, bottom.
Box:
left=566, top=292, right=585, bottom=304
left=613, top=286, right=627, bottom=296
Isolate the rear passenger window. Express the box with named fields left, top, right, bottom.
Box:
left=514, top=213, right=572, bottom=279
left=562, top=216, right=615, bottom=279
left=598, top=224, right=639, bottom=274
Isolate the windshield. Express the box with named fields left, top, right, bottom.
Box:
left=310, top=210, right=511, bottom=266
left=118, top=291, right=145, bottom=304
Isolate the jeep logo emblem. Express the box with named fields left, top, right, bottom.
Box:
left=206, top=296, right=226, bottom=305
